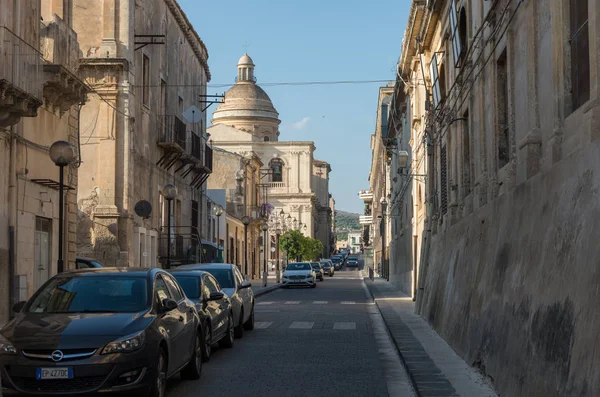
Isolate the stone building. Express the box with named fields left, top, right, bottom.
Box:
left=207, top=147, right=263, bottom=277
left=0, top=0, right=88, bottom=323
left=382, top=1, right=600, bottom=396
left=208, top=54, right=334, bottom=263
left=73, top=0, right=213, bottom=267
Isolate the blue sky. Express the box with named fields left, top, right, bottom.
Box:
left=179, top=0, right=410, bottom=213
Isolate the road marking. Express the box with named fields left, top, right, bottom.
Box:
left=254, top=322, right=273, bottom=329
left=257, top=302, right=274, bottom=305
left=285, top=301, right=301, bottom=305
left=289, top=321, right=314, bottom=329
left=333, top=322, right=357, bottom=330
left=341, top=301, right=356, bottom=305
left=313, top=301, right=328, bottom=304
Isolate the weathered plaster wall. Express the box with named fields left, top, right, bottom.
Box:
left=420, top=140, right=600, bottom=397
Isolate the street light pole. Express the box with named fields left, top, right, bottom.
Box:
left=213, top=204, right=224, bottom=262
left=381, top=197, right=388, bottom=281
left=49, top=141, right=75, bottom=274
left=261, top=221, right=269, bottom=287
left=242, top=215, right=250, bottom=276
left=275, top=228, right=281, bottom=283
left=162, top=184, right=178, bottom=269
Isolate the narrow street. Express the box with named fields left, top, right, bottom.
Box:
left=166, top=266, right=414, bottom=397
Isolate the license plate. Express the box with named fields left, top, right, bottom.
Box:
left=36, top=368, right=73, bottom=380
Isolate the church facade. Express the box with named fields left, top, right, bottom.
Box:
left=208, top=54, right=334, bottom=259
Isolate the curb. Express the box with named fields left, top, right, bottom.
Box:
left=363, top=277, right=423, bottom=397
left=253, top=284, right=282, bottom=298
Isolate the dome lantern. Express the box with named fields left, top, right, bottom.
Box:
left=237, top=53, right=255, bottom=83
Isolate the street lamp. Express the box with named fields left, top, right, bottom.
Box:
left=213, top=204, right=224, bottom=263
left=162, top=183, right=178, bottom=269
left=275, top=227, right=282, bottom=282
left=49, top=140, right=75, bottom=273
left=380, top=197, right=388, bottom=281
left=242, top=215, right=251, bottom=276
left=398, top=150, right=409, bottom=169
left=260, top=221, right=269, bottom=287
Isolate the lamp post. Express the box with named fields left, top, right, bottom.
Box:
left=380, top=197, right=388, bottom=281
left=49, top=141, right=75, bottom=273
left=162, top=183, right=178, bottom=269
left=242, top=215, right=251, bottom=276
left=260, top=221, right=269, bottom=287
left=275, top=227, right=282, bottom=282
left=213, top=204, right=224, bottom=262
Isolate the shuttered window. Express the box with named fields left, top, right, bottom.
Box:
left=569, top=0, right=590, bottom=111
left=449, top=1, right=461, bottom=67
left=440, top=145, right=448, bottom=215
left=430, top=53, right=441, bottom=108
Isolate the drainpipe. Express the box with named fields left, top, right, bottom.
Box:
left=8, top=125, right=17, bottom=319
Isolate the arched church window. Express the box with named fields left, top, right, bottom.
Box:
left=270, top=159, right=284, bottom=182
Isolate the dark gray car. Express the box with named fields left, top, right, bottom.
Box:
left=0, top=268, right=203, bottom=397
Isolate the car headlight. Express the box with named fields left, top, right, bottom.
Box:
left=0, top=335, right=16, bottom=355
left=101, top=331, right=145, bottom=355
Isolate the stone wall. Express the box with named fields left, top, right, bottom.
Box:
left=419, top=139, right=600, bottom=397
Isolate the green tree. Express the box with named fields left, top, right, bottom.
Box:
left=301, top=237, right=324, bottom=261
left=279, top=230, right=304, bottom=262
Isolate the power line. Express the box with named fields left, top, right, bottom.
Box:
left=90, top=79, right=394, bottom=89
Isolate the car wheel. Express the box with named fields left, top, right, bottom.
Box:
left=149, top=349, right=167, bottom=397
left=243, top=303, right=255, bottom=330
left=219, top=313, right=235, bottom=348
left=181, top=332, right=202, bottom=380
left=202, top=323, right=212, bottom=362
left=234, top=310, right=244, bottom=338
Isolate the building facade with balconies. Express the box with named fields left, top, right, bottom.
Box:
left=0, top=0, right=89, bottom=323
left=73, top=0, right=212, bottom=267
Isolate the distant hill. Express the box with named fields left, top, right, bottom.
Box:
left=335, top=210, right=361, bottom=241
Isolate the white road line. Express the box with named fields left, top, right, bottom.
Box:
left=333, top=322, right=356, bottom=330
left=254, top=321, right=273, bottom=329
left=257, top=302, right=274, bottom=305
left=284, top=301, right=301, bottom=305
left=341, top=301, right=356, bottom=305
left=289, top=321, right=314, bottom=329
left=313, top=301, right=328, bottom=304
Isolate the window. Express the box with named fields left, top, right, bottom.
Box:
left=569, top=0, right=590, bottom=111
left=234, top=267, right=245, bottom=284
left=264, top=136, right=270, bottom=142
left=163, top=274, right=184, bottom=301
left=204, top=274, right=220, bottom=292
left=160, top=79, right=166, bottom=115
left=270, top=158, right=284, bottom=182
left=172, top=275, right=201, bottom=299
left=142, top=55, right=150, bottom=106
left=192, top=200, right=199, bottom=231
left=497, top=49, right=510, bottom=167
left=430, top=54, right=441, bottom=108
left=205, top=268, right=235, bottom=289
left=449, top=1, right=461, bottom=67
left=462, top=110, right=471, bottom=196
left=154, top=275, right=171, bottom=305
left=440, top=145, right=448, bottom=215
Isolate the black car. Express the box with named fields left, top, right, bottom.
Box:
left=169, top=270, right=235, bottom=361
left=0, top=268, right=203, bottom=396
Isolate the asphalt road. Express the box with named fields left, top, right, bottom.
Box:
left=166, top=265, right=409, bottom=397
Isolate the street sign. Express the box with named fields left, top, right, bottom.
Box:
left=134, top=200, right=152, bottom=219
left=271, top=247, right=276, bottom=252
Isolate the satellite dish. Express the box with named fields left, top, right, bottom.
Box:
left=134, top=200, right=152, bottom=219
left=183, top=105, right=203, bottom=124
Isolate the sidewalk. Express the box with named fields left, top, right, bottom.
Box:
left=251, top=281, right=281, bottom=298
left=364, top=277, right=497, bottom=397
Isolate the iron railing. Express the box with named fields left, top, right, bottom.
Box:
left=159, top=115, right=187, bottom=151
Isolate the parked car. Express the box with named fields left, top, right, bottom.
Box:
left=319, top=260, right=334, bottom=276
left=168, top=269, right=236, bottom=361
left=282, top=262, right=316, bottom=288
left=0, top=268, right=203, bottom=397
left=75, top=257, right=103, bottom=269
left=175, top=263, right=254, bottom=338
left=310, top=263, right=324, bottom=281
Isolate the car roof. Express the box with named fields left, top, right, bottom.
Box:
left=288, top=262, right=311, bottom=265
left=58, top=267, right=159, bottom=277
left=167, top=269, right=209, bottom=278
left=177, top=263, right=236, bottom=271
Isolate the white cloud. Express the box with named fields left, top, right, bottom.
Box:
left=292, top=117, right=311, bottom=130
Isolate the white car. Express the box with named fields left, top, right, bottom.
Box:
left=282, top=262, right=316, bottom=288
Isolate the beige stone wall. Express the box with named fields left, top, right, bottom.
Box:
left=398, top=0, right=600, bottom=395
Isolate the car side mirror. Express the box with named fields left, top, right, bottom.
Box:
left=12, top=301, right=26, bottom=313
left=239, top=280, right=251, bottom=289
left=161, top=298, right=178, bottom=312
left=208, top=291, right=224, bottom=301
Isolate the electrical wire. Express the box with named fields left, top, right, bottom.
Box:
left=95, top=79, right=395, bottom=90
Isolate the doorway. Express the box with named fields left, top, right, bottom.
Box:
left=35, top=217, right=52, bottom=290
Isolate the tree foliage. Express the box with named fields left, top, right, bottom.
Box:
left=301, top=238, right=323, bottom=261
left=280, top=230, right=324, bottom=262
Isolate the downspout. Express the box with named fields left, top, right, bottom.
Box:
left=8, top=125, right=17, bottom=319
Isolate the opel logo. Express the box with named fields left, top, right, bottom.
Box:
left=50, top=350, right=64, bottom=362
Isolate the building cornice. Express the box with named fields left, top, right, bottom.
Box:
left=399, top=0, right=426, bottom=79
left=164, top=0, right=211, bottom=81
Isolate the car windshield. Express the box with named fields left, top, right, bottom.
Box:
left=287, top=263, right=311, bottom=270
left=26, top=276, right=148, bottom=313
left=172, top=275, right=201, bottom=299
left=311, top=264, right=320, bottom=269
left=203, top=268, right=234, bottom=289
left=320, top=262, right=330, bottom=266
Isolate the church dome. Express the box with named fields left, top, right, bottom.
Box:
left=211, top=54, right=280, bottom=126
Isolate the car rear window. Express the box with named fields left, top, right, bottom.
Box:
left=27, top=276, right=148, bottom=313
left=172, top=275, right=201, bottom=299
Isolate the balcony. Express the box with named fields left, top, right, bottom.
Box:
left=359, top=190, right=373, bottom=201
left=0, top=26, right=43, bottom=127
left=189, top=144, right=213, bottom=189
left=359, top=215, right=373, bottom=225
left=158, top=115, right=187, bottom=153
left=40, top=17, right=88, bottom=115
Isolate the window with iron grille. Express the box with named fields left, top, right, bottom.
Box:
left=440, top=145, right=448, bottom=215
left=497, top=49, right=509, bottom=167
left=142, top=55, right=150, bottom=106
left=569, top=0, right=590, bottom=111
left=192, top=200, right=198, bottom=231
